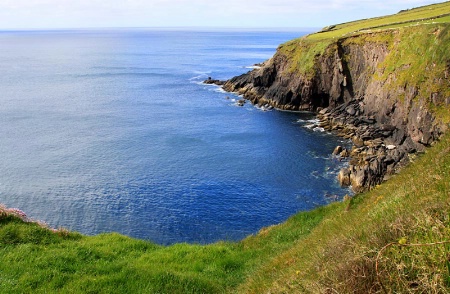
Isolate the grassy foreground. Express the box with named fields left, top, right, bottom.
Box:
left=1, top=134, right=449, bottom=293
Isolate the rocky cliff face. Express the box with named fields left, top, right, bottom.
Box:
left=222, top=26, right=450, bottom=192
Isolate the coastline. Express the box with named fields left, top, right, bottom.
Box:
left=212, top=17, right=449, bottom=192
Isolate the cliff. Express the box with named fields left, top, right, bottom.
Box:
left=221, top=2, right=450, bottom=192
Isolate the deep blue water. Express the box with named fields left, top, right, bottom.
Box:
left=0, top=29, right=350, bottom=244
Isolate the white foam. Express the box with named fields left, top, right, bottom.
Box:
left=313, top=127, right=325, bottom=132
left=189, top=72, right=210, bottom=81
left=255, top=104, right=273, bottom=112
left=307, top=118, right=320, bottom=124
left=245, top=65, right=261, bottom=69
left=214, top=87, right=227, bottom=93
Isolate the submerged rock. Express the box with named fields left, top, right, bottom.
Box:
left=236, top=99, right=246, bottom=107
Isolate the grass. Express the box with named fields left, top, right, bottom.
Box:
left=0, top=200, right=331, bottom=293
left=277, top=1, right=450, bottom=85
left=309, top=1, right=450, bottom=41
left=1, top=132, right=449, bottom=293
left=237, top=131, right=450, bottom=293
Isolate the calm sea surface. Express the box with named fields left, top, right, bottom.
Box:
left=0, top=29, right=350, bottom=244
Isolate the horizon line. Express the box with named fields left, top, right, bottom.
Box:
left=0, top=26, right=321, bottom=32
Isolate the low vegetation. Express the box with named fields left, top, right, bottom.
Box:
left=239, top=131, right=450, bottom=293
left=1, top=2, right=450, bottom=293
left=279, top=0, right=450, bottom=96
left=1, top=127, right=449, bottom=293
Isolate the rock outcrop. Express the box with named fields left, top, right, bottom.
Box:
left=204, top=77, right=226, bottom=86
left=218, top=25, right=450, bottom=192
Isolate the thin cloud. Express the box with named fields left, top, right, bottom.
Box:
left=0, top=0, right=444, bottom=29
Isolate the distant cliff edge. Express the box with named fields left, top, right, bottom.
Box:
left=215, top=3, right=450, bottom=192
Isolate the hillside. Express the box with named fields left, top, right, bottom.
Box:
left=1, top=132, right=449, bottom=293
left=224, top=1, right=450, bottom=192
left=2, top=2, right=450, bottom=293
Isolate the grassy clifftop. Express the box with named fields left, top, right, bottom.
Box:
left=279, top=1, right=450, bottom=118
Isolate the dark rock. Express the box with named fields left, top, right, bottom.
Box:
left=346, top=105, right=356, bottom=115
left=361, top=131, right=374, bottom=141
left=361, top=117, right=376, bottom=124
left=384, top=156, right=395, bottom=165
left=401, top=137, right=417, bottom=153
left=220, top=34, right=446, bottom=193
left=204, top=77, right=226, bottom=86
left=387, top=127, right=406, bottom=145
left=236, top=99, right=246, bottom=107
left=380, top=124, right=396, bottom=132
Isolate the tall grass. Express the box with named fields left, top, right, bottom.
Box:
left=1, top=133, right=449, bottom=293
left=238, top=132, right=450, bottom=293
left=0, top=196, right=331, bottom=293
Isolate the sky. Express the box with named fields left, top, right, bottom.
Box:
left=0, top=0, right=445, bottom=29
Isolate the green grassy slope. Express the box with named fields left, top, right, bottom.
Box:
left=238, top=133, right=450, bottom=293
left=1, top=133, right=449, bottom=293
left=279, top=0, right=450, bottom=95
left=311, top=1, right=450, bottom=40
left=0, top=201, right=332, bottom=293
left=1, top=2, right=450, bottom=293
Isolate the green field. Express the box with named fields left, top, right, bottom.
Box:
left=1, top=1, right=450, bottom=293
left=1, top=128, right=449, bottom=293
left=279, top=1, right=450, bottom=89
left=310, top=1, right=450, bottom=40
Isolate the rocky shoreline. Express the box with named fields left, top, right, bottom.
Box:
left=203, top=30, right=448, bottom=192
left=205, top=75, right=420, bottom=192
left=316, top=100, right=417, bottom=192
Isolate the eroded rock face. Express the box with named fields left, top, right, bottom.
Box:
left=220, top=33, right=448, bottom=192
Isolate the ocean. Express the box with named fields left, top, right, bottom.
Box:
left=0, top=29, right=351, bottom=244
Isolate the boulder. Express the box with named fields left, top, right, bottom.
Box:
left=236, top=99, right=246, bottom=107
left=332, top=146, right=343, bottom=155
left=346, top=105, right=356, bottom=116
left=340, top=149, right=350, bottom=158
left=352, top=136, right=365, bottom=147
left=350, top=166, right=367, bottom=192
left=338, top=168, right=351, bottom=187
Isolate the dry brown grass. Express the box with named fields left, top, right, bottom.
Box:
left=237, top=132, right=450, bottom=293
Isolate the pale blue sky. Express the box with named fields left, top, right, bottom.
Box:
left=0, top=0, right=445, bottom=29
